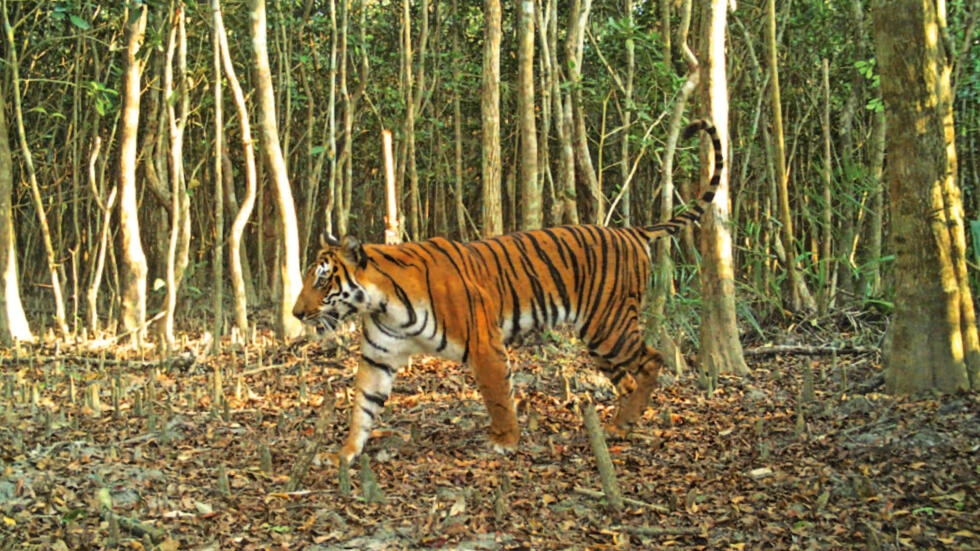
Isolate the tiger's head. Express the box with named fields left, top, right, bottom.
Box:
left=292, top=234, right=370, bottom=333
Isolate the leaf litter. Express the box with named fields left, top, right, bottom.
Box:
left=0, top=330, right=977, bottom=550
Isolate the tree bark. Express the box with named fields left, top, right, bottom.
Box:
left=117, top=2, right=150, bottom=346
left=518, top=0, right=540, bottom=229
left=766, top=0, right=812, bottom=313
left=481, top=0, right=503, bottom=237
left=566, top=0, right=601, bottom=224
left=698, top=0, right=748, bottom=385
left=3, top=0, right=69, bottom=338
left=248, top=0, right=304, bottom=338
left=873, top=0, right=980, bottom=392
left=0, top=88, right=32, bottom=343
left=215, top=0, right=258, bottom=339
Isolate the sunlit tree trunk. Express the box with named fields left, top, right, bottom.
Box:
left=873, top=0, right=980, bottom=392
left=766, top=0, right=813, bottom=313
left=481, top=0, right=503, bottom=237
left=518, top=0, right=540, bottom=229
left=215, top=0, right=257, bottom=339
left=544, top=0, right=577, bottom=224
left=117, top=2, right=149, bottom=346
left=650, top=0, right=697, bottom=373
left=616, top=0, right=634, bottom=227
left=0, top=90, right=32, bottom=343
left=163, top=3, right=190, bottom=353
left=211, top=0, right=225, bottom=350
left=566, top=0, right=601, bottom=224
left=3, top=0, right=69, bottom=338
left=698, top=0, right=748, bottom=389
left=248, top=0, right=303, bottom=338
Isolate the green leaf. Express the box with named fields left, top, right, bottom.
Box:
left=970, top=220, right=980, bottom=265
left=69, top=15, right=90, bottom=30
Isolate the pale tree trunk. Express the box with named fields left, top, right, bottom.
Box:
left=864, top=106, right=886, bottom=297
left=3, top=0, right=69, bottom=338
left=818, top=58, right=834, bottom=315
left=248, top=0, right=303, bottom=338
left=0, top=90, right=32, bottom=343
left=481, top=0, right=503, bottom=237
left=402, top=0, right=420, bottom=240
left=86, top=137, right=115, bottom=335
left=873, top=0, right=980, bottom=391
left=215, top=0, right=257, bottom=340
left=117, top=2, right=150, bottom=346
left=766, top=0, right=813, bottom=313
left=616, top=0, right=634, bottom=226
left=649, top=0, right=697, bottom=374
left=211, top=0, right=225, bottom=350
left=544, top=0, right=577, bottom=224
left=453, top=0, right=467, bottom=238
left=518, top=0, right=540, bottom=229
left=566, top=0, right=601, bottom=224
left=163, top=4, right=190, bottom=353
left=698, top=0, right=748, bottom=390
left=534, top=0, right=555, bottom=226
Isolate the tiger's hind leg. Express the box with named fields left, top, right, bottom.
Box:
left=469, top=338, right=520, bottom=453
left=589, top=331, right=665, bottom=437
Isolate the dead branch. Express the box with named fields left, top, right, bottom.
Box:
left=580, top=402, right=624, bottom=512
left=744, top=344, right=878, bottom=357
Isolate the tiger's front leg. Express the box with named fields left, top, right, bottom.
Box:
left=337, top=354, right=401, bottom=465
left=470, top=344, right=520, bottom=453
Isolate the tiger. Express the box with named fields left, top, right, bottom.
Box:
left=292, top=120, right=723, bottom=465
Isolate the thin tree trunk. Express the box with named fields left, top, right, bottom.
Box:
left=215, top=0, right=258, bottom=339
left=3, top=0, right=69, bottom=338
left=481, top=0, right=503, bottom=237
left=767, top=0, right=805, bottom=312
left=212, top=0, right=225, bottom=350
left=650, top=0, right=697, bottom=373
left=698, top=0, right=748, bottom=387
left=566, top=0, right=601, bottom=224
left=248, top=0, right=304, bottom=338
left=617, top=0, right=634, bottom=226
left=117, top=2, right=150, bottom=346
left=818, top=58, right=834, bottom=315
left=0, top=87, right=32, bottom=343
left=163, top=3, right=190, bottom=353
left=518, top=0, right=540, bottom=229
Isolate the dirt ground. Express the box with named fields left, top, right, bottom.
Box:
left=0, top=326, right=978, bottom=550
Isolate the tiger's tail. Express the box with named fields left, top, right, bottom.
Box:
left=643, top=119, right=723, bottom=238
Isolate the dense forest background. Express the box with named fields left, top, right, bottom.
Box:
left=0, top=0, right=978, bottom=343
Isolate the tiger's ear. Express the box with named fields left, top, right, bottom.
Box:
left=340, top=235, right=367, bottom=269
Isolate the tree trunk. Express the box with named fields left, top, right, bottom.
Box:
left=766, top=0, right=811, bottom=313
left=873, top=0, right=980, bottom=392
left=117, top=2, right=150, bottom=346
left=481, top=0, right=503, bottom=237
left=248, top=0, right=303, bottom=338
left=566, top=0, right=601, bottom=224
left=518, top=0, right=540, bottom=229
left=163, top=4, right=190, bottom=353
left=4, top=0, right=69, bottom=338
left=0, top=89, right=32, bottom=343
left=698, top=0, right=748, bottom=388
left=211, top=0, right=225, bottom=348
left=215, top=0, right=258, bottom=339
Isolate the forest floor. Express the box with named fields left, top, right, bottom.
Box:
left=0, top=313, right=978, bottom=550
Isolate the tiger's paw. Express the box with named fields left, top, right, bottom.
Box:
left=604, top=423, right=631, bottom=439
left=489, top=430, right=520, bottom=455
